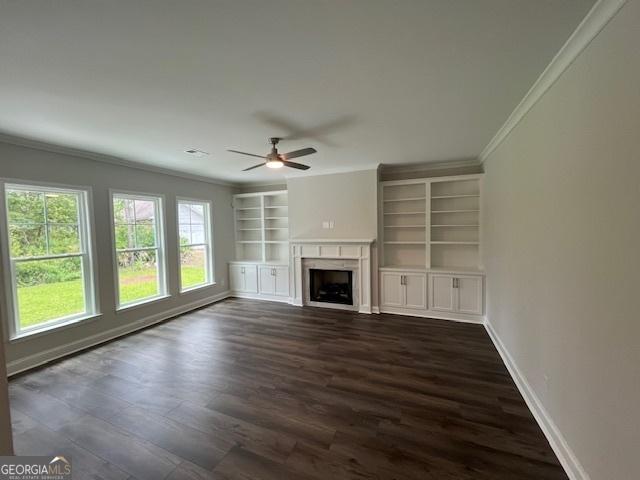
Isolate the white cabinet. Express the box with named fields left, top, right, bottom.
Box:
left=380, top=271, right=427, bottom=311
left=230, top=262, right=289, bottom=300
left=229, top=264, right=258, bottom=293
left=381, top=272, right=404, bottom=307
left=430, top=275, right=455, bottom=311
left=457, top=276, right=483, bottom=315
left=404, top=273, right=427, bottom=309
left=258, top=265, right=290, bottom=297
left=429, top=274, right=482, bottom=315
left=274, top=266, right=290, bottom=297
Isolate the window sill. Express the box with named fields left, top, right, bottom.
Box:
left=179, top=282, right=217, bottom=295
left=10, top=313, right=103, bottom=343
left=116, top=294, right=172, bottom=313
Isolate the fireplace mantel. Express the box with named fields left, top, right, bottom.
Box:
left=290, top=239, right=374, bottom=314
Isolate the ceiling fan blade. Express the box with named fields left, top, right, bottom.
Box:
left=242, top=163, right=266, bottom=171
left=254, top=112, right=304, bottom=139
left=282, top=147, right=317, bottom=160
left=228, top=149, right=266, bottom=159
left=282, top=160, right=310, bottom=170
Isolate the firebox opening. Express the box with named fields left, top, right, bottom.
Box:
left=309, top=269, right=353, bottom=305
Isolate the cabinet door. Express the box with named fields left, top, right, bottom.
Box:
left=456, top=276, right=483, bottom=315
left=430, top=275, right=455, bottom=312
left=274, top=266, right=290, bottom=297
left=229, top=265, right=245, bottom=292
left=259, top=266, right=275, bottom=295
left=381, top=272, right=404, bottom=308
left=244, top=265, right=258, bottom=293
left=404, top=273, right=427, bottom=310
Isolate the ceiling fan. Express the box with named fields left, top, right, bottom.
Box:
left=228, top=137, right=316, bottom=171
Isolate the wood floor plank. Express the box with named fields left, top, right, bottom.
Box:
left=107, top=406, right=234, bottom=470
left=58, top=415, right=180, bottom=480
left=13, top=424, right=131, bottom=480
left=10, top=298, right=567, bottom=479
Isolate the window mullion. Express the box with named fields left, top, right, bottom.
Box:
left=43, top=193, right=50, bottom=255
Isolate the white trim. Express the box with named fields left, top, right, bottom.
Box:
left=479, top=0, right=628, bottom=163
left=380, top=158, right=481, bottom=175
left=9, top=314, right=103, bottom=343
left=290, top=238, right=375, bottom=244
left=176, top=197, right=215, bottom=292
left=179, top=282, right=218, bottom=295
left=283, top=165, right=379, bottom=180
left=484, top=318, right=589, bottom=480
left=378, top=307, right=483, bottom=324
left=115, top=293, right=171, bottom=313
left=0, top=179, right=99, bottom=340
left=109, top=189, right=169, bottom=309
left=228, top=292, right=291, bottom=304
left=6, top=290, right=232, bottom=376
left=233, top=190, right=287, bottom=199
left=0, top=134, right=236, bottom=187
left=381, top=173, right=483, bottom=187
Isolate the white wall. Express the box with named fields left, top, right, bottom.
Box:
left=0, top=140, right=235, bottom=372
left=482, top=1, right=640, bottom=478
left=287, top=169, right=379, bottom=309
left=287, top=169, right=378, bottom=240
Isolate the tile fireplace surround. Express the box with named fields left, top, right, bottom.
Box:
left=290, top=239, right=374, bottom=314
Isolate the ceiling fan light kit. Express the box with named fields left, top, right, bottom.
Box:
left=266, top=159, right=284, bottom=169
left=228, top=137, right=316, bottom=172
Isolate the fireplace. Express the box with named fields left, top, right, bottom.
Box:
left=291, top=239, right=373, bottom=314
left=309, top=269, right=353, bottom=306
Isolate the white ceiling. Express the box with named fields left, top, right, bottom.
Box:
left=0, top=0, right=595, bottom=184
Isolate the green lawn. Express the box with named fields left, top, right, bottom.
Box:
left=17, top=266, right=206, bottom=329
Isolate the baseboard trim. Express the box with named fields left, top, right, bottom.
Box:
left=483, top=319, right=589, bottom=480
left=379, top=307, right=483, bottom=324
left=479, top=0, right=628, bottom=163
left=228, top=292, right=291, bottom=304
left=6, top=290, right=231, bottom=376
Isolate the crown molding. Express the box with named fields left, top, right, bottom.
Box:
left=233, top=180, right=288, bottom=189
left=281, top=164, right=380, bottom=180
left=380, top=158, right=481, bottom=175
left=479, top=0, right=628, bottom=163
left=0, top=132, right=237, bottom=187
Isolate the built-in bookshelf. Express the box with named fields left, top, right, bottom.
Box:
left=233, top=190, right=289, bottom=263
left=381, top=174, right=482, bottom=271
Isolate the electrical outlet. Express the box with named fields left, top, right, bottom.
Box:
left=329, top=220, right=335, bottom=229
left=322, top=221, right=330, bottom=229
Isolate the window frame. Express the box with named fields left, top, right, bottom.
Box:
left=0, top=179, right=99, bottom=340
left=176, top=197, right=215, bottom=293
left=109, top=190, right=169, bottom=310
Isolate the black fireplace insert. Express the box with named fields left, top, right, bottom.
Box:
left=309, top=269, right=353, bottom=305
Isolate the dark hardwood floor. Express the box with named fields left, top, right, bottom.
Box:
left=9, top=298, right=567, bottom=480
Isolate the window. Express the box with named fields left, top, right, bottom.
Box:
left=177, top=199, right=213, bottom=291
left=111, top=192, right=167, bottom=307
left=3, top=183, right=96, bottom=336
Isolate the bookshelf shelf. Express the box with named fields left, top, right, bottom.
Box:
left=381, top=175, right=482, bottom=271
left=233, top=190, right=289, bottom=263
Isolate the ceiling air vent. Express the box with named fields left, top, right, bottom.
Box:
left=185, top=149, right=209, bottom=157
